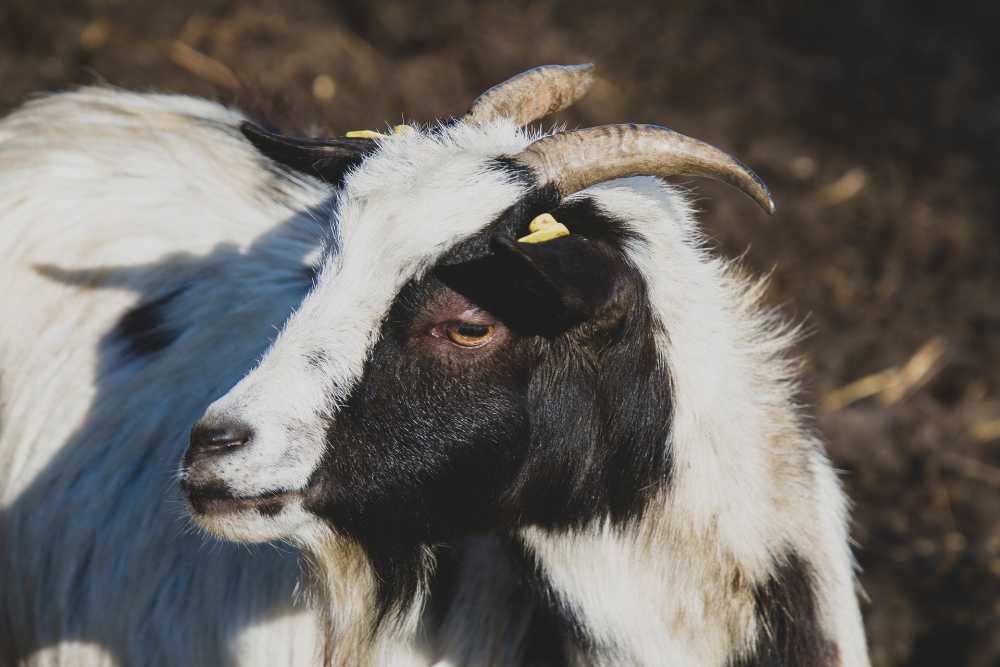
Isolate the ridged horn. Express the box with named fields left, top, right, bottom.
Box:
left=464, top=64, right=595, bottom=127
left=514, top=124, right=775, bottom=214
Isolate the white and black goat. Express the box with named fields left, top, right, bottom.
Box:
left=178, top=65, right=870, bottom=665
left=0, top=65, right=870, bottom=666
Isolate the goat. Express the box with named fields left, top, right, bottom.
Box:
left=0, top=88, right=340, bottom=665
left=177, top=64, right=871, bottom=665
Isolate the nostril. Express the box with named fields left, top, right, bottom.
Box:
left=188, top=420, right=254, bottom=459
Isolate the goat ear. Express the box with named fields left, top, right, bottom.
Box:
left=240, top=122, right=376, bottom=185
left=490, top=236, right=620, bottom=329
left=435, top=234, right=631, bottom=336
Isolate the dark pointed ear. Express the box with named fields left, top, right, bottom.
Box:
left=240, top=122, right=377, bottom=185
left=437, top=235, right=629, bottom=336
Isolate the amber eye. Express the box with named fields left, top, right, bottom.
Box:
left=444, top=322, right=495, bottom=348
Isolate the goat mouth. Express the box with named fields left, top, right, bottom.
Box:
left=184, top=484, right=300, bottom=518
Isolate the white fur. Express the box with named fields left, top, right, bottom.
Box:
left=0, top=89, right=330, bottom=665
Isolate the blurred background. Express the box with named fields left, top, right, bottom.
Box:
left=2, top=1, right=997, bottom=664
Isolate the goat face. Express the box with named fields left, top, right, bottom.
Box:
left=179, top=126, right=674, bottom=565
left=178, top=71, right=772, bottom=621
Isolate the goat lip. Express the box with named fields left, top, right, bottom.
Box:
left=185, top=486, right=301, bottom=517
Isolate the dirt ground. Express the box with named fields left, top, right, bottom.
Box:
left=2, top=1, right=997, bottom=664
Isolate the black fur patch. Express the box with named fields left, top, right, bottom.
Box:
left=729, top=553, right=840, bottom=667
left=511, top=536, right=591, bottom=665
left=521, top=596, right=574, bottom=667
left=455, top=192, right=673, bottom=528
left=304, top=185, right=673, bottom=621
left=113, top=288, right=184, bottom=358
left=423, top=536, right=574, bottom=666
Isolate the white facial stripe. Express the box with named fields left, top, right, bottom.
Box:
left=196, top=121, right=533, bottom=501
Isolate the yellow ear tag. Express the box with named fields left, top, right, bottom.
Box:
left=345, top=125, right=414, bottom=140
left=345, top=129, right=388, bottom=139
left=517, top=213, right=570, bottom=244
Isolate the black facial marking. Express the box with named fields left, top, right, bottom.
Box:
left=729, top=553, right=840, bottom=667
left=307, top=276, right=530, bottom=618
left=305, top=188, right=673, bottom=621
left=113, top=288, right=184, bottom=358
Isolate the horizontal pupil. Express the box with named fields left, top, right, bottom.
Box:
left=456, top=324, right=490, bottom=338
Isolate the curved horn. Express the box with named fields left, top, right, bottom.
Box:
left=464, top=64, right=595, bottom=127
left=514, top=124, right=775, bottom=214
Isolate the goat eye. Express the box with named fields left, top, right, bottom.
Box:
left=444, top=322, right=495, bottom=348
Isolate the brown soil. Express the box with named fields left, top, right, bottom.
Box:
left=2, top=1, right=997, bottom=664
